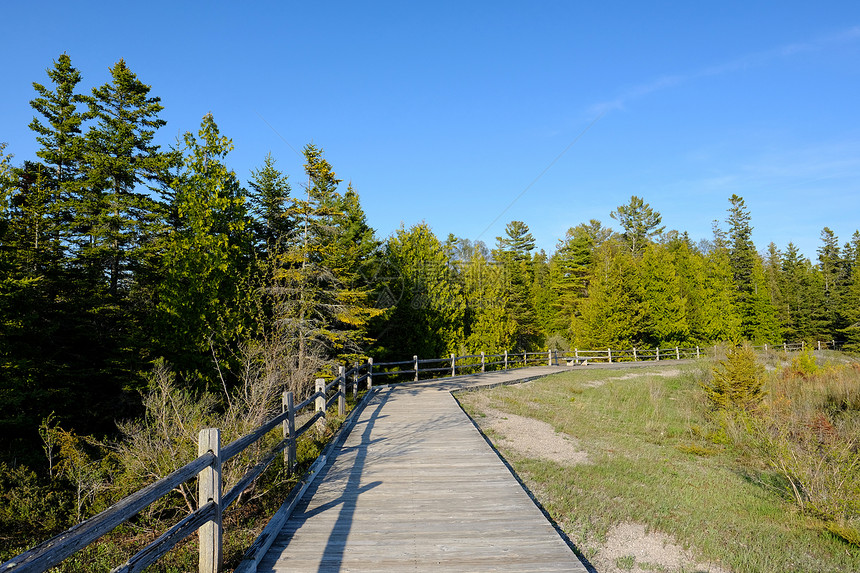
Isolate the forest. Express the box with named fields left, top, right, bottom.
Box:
left=1, top=55, right=859, bottom=553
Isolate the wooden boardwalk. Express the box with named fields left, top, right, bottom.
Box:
left=255, top=366, right=589, bottom=572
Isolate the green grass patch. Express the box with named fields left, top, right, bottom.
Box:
left=457, top=363, right=860, bottom=573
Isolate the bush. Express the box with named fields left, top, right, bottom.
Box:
left=747, top=362, right=860, bottom=541
left=702, top=344, right=765, bottom=412
left=0, top=462, right=74, bottom=556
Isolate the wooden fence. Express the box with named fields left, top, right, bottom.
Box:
left=0, top=370, right=369, bottom=573
left=2, top=338, right=839, bottom=572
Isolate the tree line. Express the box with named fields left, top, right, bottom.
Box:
left=2, top=54, right=859, bottom=471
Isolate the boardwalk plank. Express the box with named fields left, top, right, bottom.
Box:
left=255, top=367, right=589, bottom=572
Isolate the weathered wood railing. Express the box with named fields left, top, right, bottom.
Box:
left=0, top=369, right=366, bottom=573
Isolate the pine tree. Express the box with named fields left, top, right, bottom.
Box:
left=462, top=246, right=515, bottom=354
left=610, top=195, right=664, bottom=255
left=699, top=244, right=743, bottom=343
left=780, top=243, right=822, bottom=340
left=573, top=243, right=644, bottom=348
left=270, top=145, right=381, bottom=393
left=548, top=224, right=595, bottom=338
left=817, top=227, right=845, bottom=336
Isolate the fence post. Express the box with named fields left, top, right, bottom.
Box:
left=352, top=363, right=358, bottom=398
left=338, top=366, right=346, bottom=417
left=451, top=354, right=456, bottom=377
left=817, top=340, right=821, bottom=351
left=315, top=378, right=325, bottom=432
left=656, top=347, right=660, bottom=361
left=283, top=391, right=295, bottom=474
left=801, top=340, right=805, bottom=350
left=783, top=342, right=787, bottom=353
left=675, top=347, right=680, bottom=360
left=481, top=352, right=486, bottom=373
left=414, top=355, right=418, bottom=382
left=764, top=343, right=768, bottom=352
left=633, top=347, right=637, bottom=361
left=367, top=358, right=373, bottom=389
left=608, top=348, right=612, bottom=363
left=575, top=348, right=579, bottom=361
left=198, top=428, right=222, bottom=573
left=547, top=349, right=552, bottom=366
left=504, top=350, right=508, bottom=370
left=696, top=346, right=700, bottom=359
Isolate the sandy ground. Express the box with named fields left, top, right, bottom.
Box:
left=461, top=382, right=731, bottom=573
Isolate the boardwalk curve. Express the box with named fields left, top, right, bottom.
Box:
left=254, top=366, right=589, bottom=572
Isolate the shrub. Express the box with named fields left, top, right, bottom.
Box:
left=702, top=344, right=765, bottom=412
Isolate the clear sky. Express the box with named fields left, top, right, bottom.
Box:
left=2, top=1, right=859, bottom=260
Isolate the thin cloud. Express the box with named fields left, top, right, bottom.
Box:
left=589, top=26, right=860, bottom=116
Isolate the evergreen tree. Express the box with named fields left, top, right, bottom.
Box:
left=493, top=221, right=540, bottom=350
left=573, top=243, right=644, bottom=348
left=272, top=145, right=381, bottom=393
left=699, top=244, right=743, bottom=343
left=780, top=243, right=821, bottom=340
left=610, top=195, right=664, bottom=255
left=548, top=224, right=594, bottom=337
left=725, top=194, right=762, bottom=339
left=639, top=244, right=690, bottom=346
left=462, top=246, right=515, bottom=354
left=82, top=58, right=172, bottom=298
left=817, top=227, right=845, bottom=335
left=373, top=223, right=464, bottom=359
left=247, top=152, right=291, bottom=257
left=155, top=114, right=251, bottom=386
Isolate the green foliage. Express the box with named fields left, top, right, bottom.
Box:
left=374, top=223, right=464, bottom=358
left=154, top=113, right=251, bottom=385
left=610, top=195, right=664, bottom=255
left=0, top=462, right=73, bottom=544
left=702, top=344, right=765, bottom=412
left=790, top=347, right=819, bottom=376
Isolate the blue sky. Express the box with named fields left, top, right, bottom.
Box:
left=2, top=1, right=859, bottom=259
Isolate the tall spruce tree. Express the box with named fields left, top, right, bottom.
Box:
left=271, top=145, right=380, bottom=394
left=248, top=152, right=291, bottom=258
left=82, top=59, right=172, bottom=298
left=494, top=221, right=540, bottom=350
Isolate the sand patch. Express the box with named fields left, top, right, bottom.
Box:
left=462, top=392, right=589, bottom=466
left=595, top=522, right=730, bottom=573
left=583, top=368, right=683, bottom=388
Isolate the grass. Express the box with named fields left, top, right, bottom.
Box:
left=456, top=361, right=860, bottom=573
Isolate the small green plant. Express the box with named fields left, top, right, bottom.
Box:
left=790, top=347, right=819, bottom=377
left=615, top=555, right=636, bottom=570
left=702, top=344, right=765, bottom=412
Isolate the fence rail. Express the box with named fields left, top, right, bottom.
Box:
left=3, top=338, right=840, bottom=572
left=0, top=367, right=368, bottom=573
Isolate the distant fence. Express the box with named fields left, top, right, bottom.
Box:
left=3, top=338, right=842, bottom=572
